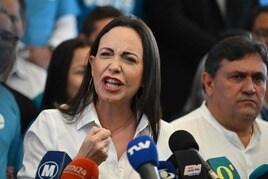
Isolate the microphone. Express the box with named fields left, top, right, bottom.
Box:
left=158, top=161, right=178, bottom=179
left=35, top=151, right=72, bottom=179
left=60, top=158, right=99, bottom=179
left=127, top=135, right=161, bottom=179
left=168, top=130, right=219, bottom=179
left=206, top=156, right=240, bottom=179
left=249, top=164, right=268, bottom=179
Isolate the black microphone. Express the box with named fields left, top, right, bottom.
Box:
left=35, top=151, right=72, bottom=179
left=168, top=130, right=219, bottom=179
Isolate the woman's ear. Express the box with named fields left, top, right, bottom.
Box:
left=88, top=55, right=94, bottom=65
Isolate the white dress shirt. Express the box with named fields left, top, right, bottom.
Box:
left=18, top=103, right=174, bottom=178
left=6, top=42, right=47, bottom=100
left=171, top=102, right=268, bottom=179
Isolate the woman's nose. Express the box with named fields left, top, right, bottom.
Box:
left=108, top=58, right=122, bottom=73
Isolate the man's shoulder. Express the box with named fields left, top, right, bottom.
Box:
left=160, top=119, right=175, bottom=135
left=0, top=84, right=20, bottom=120
left=0, top=84, right=17, bottom=105
left=256, top=118, right=268, bottom=131
left=171, top=107, right=203, bottom=126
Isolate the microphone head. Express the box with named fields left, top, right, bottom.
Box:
left=127, top=135, right=159, bottom=171
left=60, top=158, right=99, bottom=179
left=168, top=130, right=199, bottom=152
left=206, top=156, right=240, bottom=179
left=158, top=161, right=178, bottom=179
left=36, top=151, right=72, bottom=179
left=249, top=164, right=268, bottom=179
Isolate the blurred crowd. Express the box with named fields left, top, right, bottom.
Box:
left=1, top=0, right=268, bottom=178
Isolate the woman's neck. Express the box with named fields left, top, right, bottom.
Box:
left=95, top=101, right=135, bottom=132
left=95, top=101, right=137, bottom=160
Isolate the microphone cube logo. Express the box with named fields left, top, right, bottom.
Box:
left=216, top=165, right=236, bottom=178
left=37, top=161, right=59, bottom=179
left=184, top=164, right=202, bottom=176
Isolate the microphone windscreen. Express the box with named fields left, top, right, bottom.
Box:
left=168, top=130, right=199, bottom=153
left=158, top=161, right=178, bottom=179
left=60, top=158, right=99, bottom=179
left=206, top=156, right=240, bottom=179
left=249, top=164, right=268, bottom=179
left=127, top=135, right=159, bottom=171
left=35, top=151, right=72, bottom=179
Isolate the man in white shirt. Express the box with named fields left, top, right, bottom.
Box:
left=171, top=33, right=268, bottom=179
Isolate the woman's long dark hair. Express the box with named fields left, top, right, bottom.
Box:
left=41, top=37, right=91, bottom=110
left=59, top=16, right=162, bottom=142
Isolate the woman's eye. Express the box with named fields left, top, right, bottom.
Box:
left=100, top=52, right=111, bottom=57
left=126, top=57, right=136, bottom=63
left=122, top=54, right=137, bottom=63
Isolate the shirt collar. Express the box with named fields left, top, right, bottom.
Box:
left=135, top=113, right=149, bottom=137
left=9, top=55, right=28, bottom=80
left=200, top=101, right=262, bottom=149
left=76, top=103, right=150, bottom=136
left=76, top=103, right=101, bottom=130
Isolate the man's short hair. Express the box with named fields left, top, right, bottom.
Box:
left=205, top=33, right=268, bottom=77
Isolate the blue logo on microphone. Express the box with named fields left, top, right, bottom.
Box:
left=37, top=161, right=59, bottom=179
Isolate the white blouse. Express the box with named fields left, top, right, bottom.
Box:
left=18, top=103, right=174, bottom=178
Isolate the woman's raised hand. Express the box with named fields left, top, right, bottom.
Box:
left=75, top=126, right=112, bottom=165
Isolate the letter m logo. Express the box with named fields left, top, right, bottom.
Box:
left=38, top=161, right=59, bottom=179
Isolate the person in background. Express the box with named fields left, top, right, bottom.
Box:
left=252, top=5, right=268, bottom=48
left=80, top=5, right=123, bottom=44
left=0, top=7, right=21, bottom=179
left=0, top=0, right=42, bottom=134
left=77, top=0, right=137, bottom=30
left=22, top=0, right=80, bottom=69
left=4, top=0, right=47, bottom=109
left=143, top=0, right=260, bottom=121
left=176, top=57, right=207, bottom=117
left=41, top=37, right=91, bottom=110
left=18, top=16, right=173, bottom=178
left=172, top=33, right=268, bottom=178
left=176, top=29, right=250, bottom=119
left=252, top=5, right=268, bottom=120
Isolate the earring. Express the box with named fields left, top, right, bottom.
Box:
left=88, top=77, right=94, bottom=92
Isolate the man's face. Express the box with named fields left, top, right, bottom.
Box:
left=203, top=53, right=267, bottom=121
left=0, top=0, right=23, bottom=37
left=253, top=12, right=268, bottom=47
left=89, top=17, right=114, bottom=43
left=0, top=12, right=14, bottom=46
left=0, top=11, right=16, bottom=74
